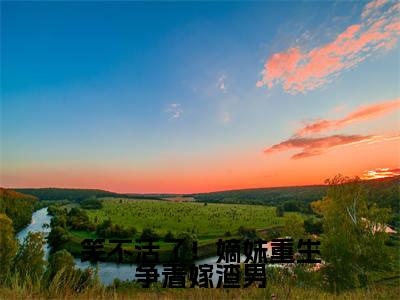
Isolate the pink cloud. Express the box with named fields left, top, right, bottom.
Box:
left=362, top=0, right=389, bottom=19
left=297, top=98, right=400, bottom=136
left=257, top=0, right=400, bottom=93
left=264, top=134, right=377, bottom=160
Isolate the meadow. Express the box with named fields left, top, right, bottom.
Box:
left=83, top=198, right=291, bottom=239
left=54, top=198, right=297, bottom=262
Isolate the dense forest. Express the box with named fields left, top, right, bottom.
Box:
left=14, top=188, right=163, bottom=202
left=191, top=176, right=400, bottom=224
left=192, top=176, right=399, bottom=205
left=191, top=185, right=325, bottom=216
left=191, top=184, right=327, bottom=206
left=13, top=188, right=127, bottom=202
left=0, top=188, right=38, bottom=230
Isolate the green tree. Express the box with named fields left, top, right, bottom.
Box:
left=0, top=213, right=17, bottom=283
left=0, top=188, right=37, bottom=231
left=50, top=214, right=67, bottom=229
left=14, top=232, right=46, bottom=282
left=176, top=232, right=196, bottom=265
left=141, top=228, right=160, bottom=240
left=46, top=249, right=75, bottom=282
left=67, top=208, right=95, bottom=231
left=315, top=175, right=391, bottom=292
left=48, top=226, right=70, bottom=251
left=304, top=217, right=323, bottom=234
left=80, top=196, right=102, bottom=209
left=164, top=231, right=175, bottom=242
left=238, top=226, right=258, bottom=239
left=276, top=205, right=284, bottom=217
left=282, top=214, right=305, bottom=241
left=46, top=249, right=94, bottom=294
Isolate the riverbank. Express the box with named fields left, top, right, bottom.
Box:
left=17, top=207, right=286, bottom=285
left=15, top=207, right=232, bottom=285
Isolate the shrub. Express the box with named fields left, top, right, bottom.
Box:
left=164, top=231, right=175, bottom=241
left=96, top=219, right=136, bottom=238
left=80, top=197, right=102, bottom=209
left=238, top=226, right=257, bottom=239
left=141, top=228, right=160, bottom=240
left=48, top=226, right=70, bottom=251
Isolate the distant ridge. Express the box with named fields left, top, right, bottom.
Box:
left=12, top=175, right=399, bottom=201
left=189, top=175, right=400, bottom=208
left=191, top=175, right=400, bottom=196
left=13, top=187, right=163, bottom=201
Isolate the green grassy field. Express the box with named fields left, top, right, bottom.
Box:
left=84, top=198, right=293, bottom=239
left=60, top=198, right=299, bottom=262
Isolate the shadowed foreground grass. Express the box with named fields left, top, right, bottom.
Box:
left=1, top=282, right=399, bottom=300
left=1, top=260, right=399, bottom=300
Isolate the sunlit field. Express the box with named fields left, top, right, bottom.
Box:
left=84, top=198, right=291, bottom=239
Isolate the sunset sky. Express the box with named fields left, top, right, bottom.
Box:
left=1, top=0, right=399, bottom=193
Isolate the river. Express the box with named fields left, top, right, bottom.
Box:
left=17, top=207, right=224, bottom=286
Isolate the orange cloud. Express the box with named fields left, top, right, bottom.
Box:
left=360, top=167, right=400, bottom=179
left=264, top=134, right=377, bottom=159
left=257, top=0, right=400, bottom=93
left=297, top=98, right=400, bottom=136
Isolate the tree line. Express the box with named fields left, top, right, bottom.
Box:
left=0, top=188, right=38, bottom=231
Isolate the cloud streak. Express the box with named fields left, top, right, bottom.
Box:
left=297, top=98, right=400, bottom=136
left=257, top=0, right=400, bottom=93
left=265, top=134, right=382, bottom=159
left=265, top=133, right=400, bottom=159
left=361, top=167, right=400, bottom=180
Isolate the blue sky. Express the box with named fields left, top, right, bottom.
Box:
left=1, top=1, right=399, bottom=193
